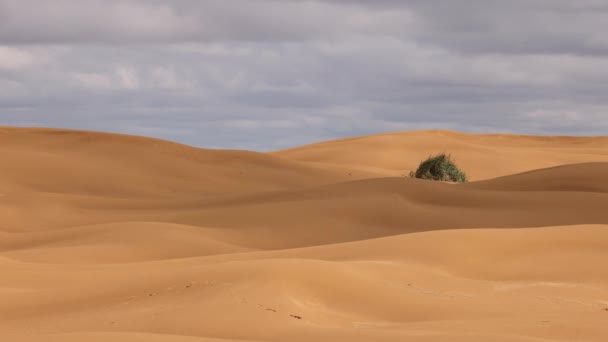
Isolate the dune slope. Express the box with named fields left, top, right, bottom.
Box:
left=274, top=130, right=608, bottom=180
left=1, top=127, right=608, bottom=342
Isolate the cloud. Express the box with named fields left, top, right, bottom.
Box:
left=71, top=72, right=113, bottom=89
left=0, top=0, right=607, bottom=150
left=0, top=0, right=419, bottom=44
left=0, top=0, right=195, bottom=44
left=0, top=46, right=34, bottom=70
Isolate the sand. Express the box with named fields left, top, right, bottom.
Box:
left=1, top=126, right=607, bottom=341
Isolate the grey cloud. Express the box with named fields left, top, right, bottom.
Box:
left=0, top=0, right=418, bottom=44
left=1, top=0, right=607, bottom=56
left=0, top=0, right=607, bottom=150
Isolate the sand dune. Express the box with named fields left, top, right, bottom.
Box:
left=467, top=162, right=608, bottom=192
left=274, top=130, right=608, bottom=180
left=0, top=127, right=370, bottom=197
left=1, top=127, right=608, bottom=341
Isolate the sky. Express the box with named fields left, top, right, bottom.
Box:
left=1, top=0, right=607, bottom=150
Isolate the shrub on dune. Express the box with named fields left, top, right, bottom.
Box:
left=408, top=153, right=468, bottom=183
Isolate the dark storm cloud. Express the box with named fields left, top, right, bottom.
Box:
left=0, top=0, right=607, bottom=150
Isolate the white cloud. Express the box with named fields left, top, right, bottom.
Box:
left=0, top=46, right=34, bottom=70
left=115, top=67, right=140, bottom=90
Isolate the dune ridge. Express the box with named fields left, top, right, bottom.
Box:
left=1, top=126, right=608, bottom=342
left=274, top=129, right=608, bottom=180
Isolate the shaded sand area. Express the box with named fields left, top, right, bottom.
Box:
left=1, top=127, right=608, bottom=341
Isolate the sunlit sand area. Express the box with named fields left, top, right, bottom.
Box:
left=1, top=127, right=608, bottom=341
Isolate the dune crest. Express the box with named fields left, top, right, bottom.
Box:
left=1, top=127, right=608, bottom=342
left=274, top=129, right=608, bottom=180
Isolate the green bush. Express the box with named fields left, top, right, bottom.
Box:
left=408, top=153, right=468, bottom=183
